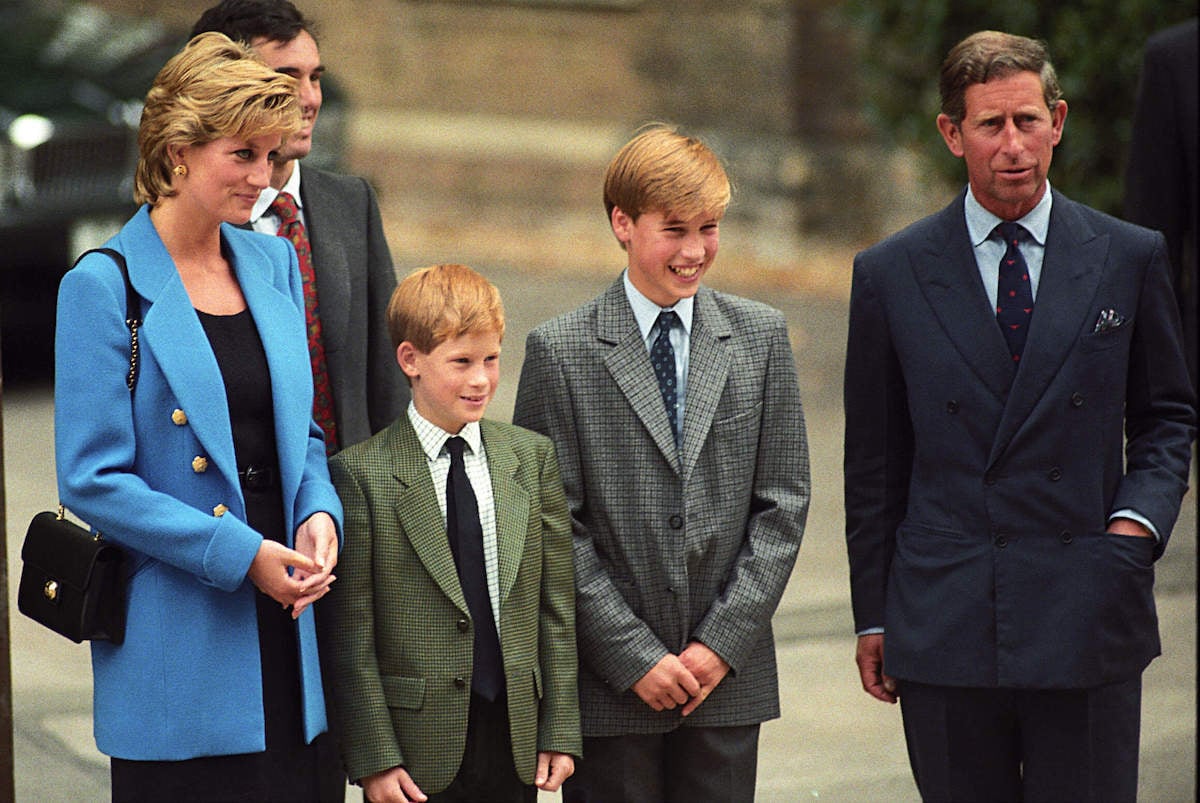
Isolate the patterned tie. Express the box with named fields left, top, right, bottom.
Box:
left=651, top=310, right=680, bottom=446
left=995, top=221, right=1034, bottom=363
left=445, top=436, right=504, bottom=701
left=271, top=192, right=338, bottom=454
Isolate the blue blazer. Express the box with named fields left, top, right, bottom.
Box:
left=54, top=205, right=344, bottom=760
left=844, top=189, right=1195, bottom=690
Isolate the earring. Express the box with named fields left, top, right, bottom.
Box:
left=173, top=164, right=188, bottom=177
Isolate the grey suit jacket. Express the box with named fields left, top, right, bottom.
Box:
left=844, top=189, right=1196, bottom=689
left=300, top=167, right=408, bottom=450
left=514, top=277, right=809, bottom=735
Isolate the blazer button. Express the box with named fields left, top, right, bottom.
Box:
left=1048, top=467, right=1063, bottom=481
left=457, top=618, right=469, bottom=633
left=171, top=408, right=188, bottom=426
left=1070, top=393, right=1084, bottom=408
left=454, top=677, right=467, bottom=689
left=1060, top=530, right=1073, bottom=544
left=994, top=534, right=1008, bottom=548
left=192, top=456, right=209, bottom=473
left=668, top=515, right=683, bottom=530
left=946, top=400, right=959, bottom=414
left=984, top=472, right=997, bottom=486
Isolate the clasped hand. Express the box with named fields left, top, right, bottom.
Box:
left=632, top=641, right=730, bottom=717
left=247, top=511, right=338, bottom=618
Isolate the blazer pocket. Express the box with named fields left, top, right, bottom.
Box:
left=713, top=399, right=763, bottom=428
left=381, top=675, right=425, bottom=710
left=1078, top=325, right=1130, bottom=353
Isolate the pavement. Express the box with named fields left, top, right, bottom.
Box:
left=3, top=256, right=1195, bottom=801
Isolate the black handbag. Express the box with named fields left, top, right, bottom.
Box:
left=18, top=508, right=126, bottom=644
left=17, top=248, right=139, bottom=645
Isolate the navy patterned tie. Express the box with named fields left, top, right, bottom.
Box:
left=995, top=221, right=1034, bottom=363
left=445, top=436, right=503, bottom=700
left=651, top=310, right=680, bottom=446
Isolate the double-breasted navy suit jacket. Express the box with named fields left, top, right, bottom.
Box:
left=844, top=189, right=1195, bottom=690
left=54, top=205, right=344, bottom=760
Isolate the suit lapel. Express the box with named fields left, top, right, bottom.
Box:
left=298, top=168, right=351, bottom=355
left=598, top=280, right=681, bottom=471
left=990, top=193, right=1107, bottom=462
left=480, top=421, right=530, bottom=610
left=680, top=288, right=731, bottom=478
left=912, top=197, right=1015, bottom=403
left=389, top=417, right=470, bottom=613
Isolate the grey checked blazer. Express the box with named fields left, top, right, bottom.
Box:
left=300, top=167, right=408, bottom=450
left=514, top=277, right=810, bottom=736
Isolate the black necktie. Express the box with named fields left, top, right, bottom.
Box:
left=651, top=310, right=680, bottom=445
left=445, top=436, right=503, bottom=700
left=995, top=221, right=1034, bottom=363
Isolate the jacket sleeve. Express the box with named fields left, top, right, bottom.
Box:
left=843, top=253, right=914, bottom=632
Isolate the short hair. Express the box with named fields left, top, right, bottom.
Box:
left=190, top=0, right=316, bottom=46
left=134, top=32, right=300, bottom=205
left=388, top=264, right=506, bottom=354
left=603, top=125, right=731, bottom=224
left=939, top=30, right=1063, bottom=126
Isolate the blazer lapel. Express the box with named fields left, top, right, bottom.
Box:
left=990, top=193, right=1107, bottom=462
left=912, top=197, right=1016, bottom=404
left=680, top=288, right=731, bottom=478
left=480, top=421, right=530, bottom=610
left=389, top=418, right=470, bottom=614
left=598, top=280, right=681, bottom=471
left=118, top=209, right=241, bottom=498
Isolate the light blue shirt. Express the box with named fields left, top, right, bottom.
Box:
left=965, top=182, right=1051, bottom=311
left=623, top=270, right=693, bottom=434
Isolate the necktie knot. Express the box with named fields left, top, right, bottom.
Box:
left=271, top=191, right=300, bottom=224
left=446, top=435, right=467, bottom=462
left=656, top=309, right=679, bottom=335
left=996, top=221, right=1024, bottom=247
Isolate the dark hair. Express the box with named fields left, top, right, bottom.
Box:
left=939, top=31, right=1062, bottom=126
left=190, top=0, right=316, bottom=46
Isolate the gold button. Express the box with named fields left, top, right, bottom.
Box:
left=213, top=504, right=228, bottom=517
left=172, top=409, right=188, bottom=426
left=192, top=456, right=209, bottom=473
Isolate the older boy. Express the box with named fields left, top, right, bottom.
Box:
left=513, top=126, right=810, bottom=802
left=325, top=264, right=580, bottom=803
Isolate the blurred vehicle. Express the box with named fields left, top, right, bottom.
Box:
left=0, top=0, right=345, bottom=381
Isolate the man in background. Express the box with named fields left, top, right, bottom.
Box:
left=192, top=0, right=407, bottom=455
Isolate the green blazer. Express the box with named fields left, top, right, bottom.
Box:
left=325, top=415, right=581, bottom=791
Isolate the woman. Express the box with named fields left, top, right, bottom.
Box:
left=54, top=32, right=343, bottom=801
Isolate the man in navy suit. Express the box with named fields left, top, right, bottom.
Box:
left=844, top=30, right=1195, bottom=802
left=192, top=0, right=407, bottom=453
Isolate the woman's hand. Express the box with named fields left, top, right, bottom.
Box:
left=290, top=511, right=339, bottom=617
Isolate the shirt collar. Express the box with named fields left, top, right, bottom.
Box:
left=407, top=401, right=483, bottom=459
left=621, top=269, right=695, bottom=340
left=964, top=181, right=1053, bottom=247
left=250, top=160, right=303, bottom=223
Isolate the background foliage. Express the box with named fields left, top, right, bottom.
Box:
left=838, top=1, right=1197, bottom=215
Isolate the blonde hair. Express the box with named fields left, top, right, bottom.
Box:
left=134, top=31, right=301, bottom=205
left=388, top=264, right=506, bottom=354
left=603, top=125, right=731, bottom=226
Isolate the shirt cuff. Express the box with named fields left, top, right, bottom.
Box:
left=1109, top=509, right=1160, bottom=542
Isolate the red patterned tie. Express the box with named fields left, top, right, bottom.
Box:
left=271, top=192, right=339, bottom=454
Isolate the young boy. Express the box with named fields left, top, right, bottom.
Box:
left=513, top=126, right=810, bottom=802
left=324, top=264, right=580, bottom=803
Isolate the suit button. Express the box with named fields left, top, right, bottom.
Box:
left=994, top=534, right=1008, bottom=548
left=984, top=472, right=997, bottom=486
left=946, top=400, right=959, bottom=414
left=668, top=515, right=683, bottom=530
left=1048, top=467, right=1063, bottom=481
left=1060, top=530, right=1073, bottom=544
left=457, top=618, right=469, bottom=633
left=454, top=677, right=467, bottom=689
left=1070, top=393, right=1084, bottom=408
